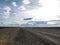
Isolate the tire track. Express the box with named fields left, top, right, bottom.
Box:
left=23, top=27, right=60, bottom=45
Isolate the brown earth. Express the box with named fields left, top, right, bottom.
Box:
left=0, top=27, right=60, bottom=45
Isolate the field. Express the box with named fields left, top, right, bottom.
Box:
left=0, top=27, right=60, bottom=45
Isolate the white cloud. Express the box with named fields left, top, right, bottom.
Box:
left=18, top=5, right=26, bottom=11
left=12, top=2, right=17, bottom=7
left=21, top=0, right=59, bottom=21
left=7, top=0, right=59, bottom=25
left=3, top=6, right=11, bottom=19
left=22, top=0, right=31, bottom=4
left=38, top=0, right=42, bottom=6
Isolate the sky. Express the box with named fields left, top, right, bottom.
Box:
left=0, top=0, right=60, bottom=24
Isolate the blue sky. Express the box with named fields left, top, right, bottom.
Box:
left=0, top=0, right=60, bottom=25
left=0, top=0, right=40, bottom=23
left=0, top=0, right=39, bottom=19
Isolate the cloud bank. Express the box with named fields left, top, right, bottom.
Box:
left=0, top=0, right=59, bottom=25
left=21, top=0, right=59, bottom=21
